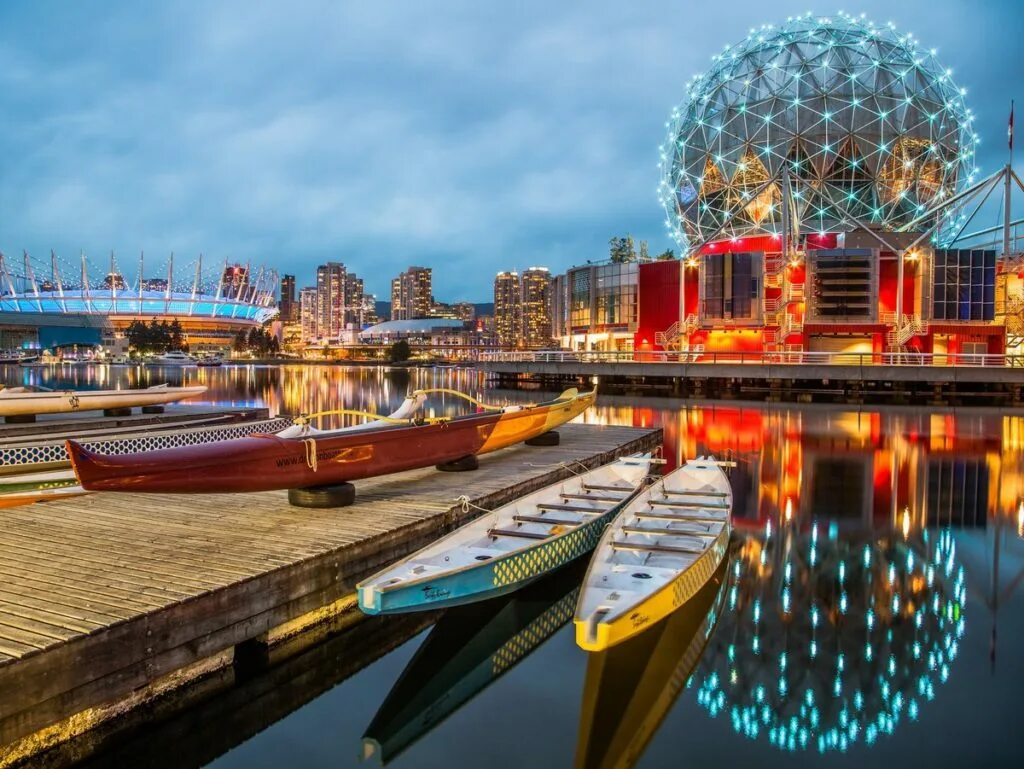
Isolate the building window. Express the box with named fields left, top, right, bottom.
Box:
left=702, top=252, right=759, bottom=320
left=569, top=269, right=591, bottom=329
left=808, top=249, right=875, bottom=322
left=932, top=249, right=995, bottom=322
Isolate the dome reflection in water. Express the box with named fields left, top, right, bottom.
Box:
left=696, top=526, right=965, bottom=754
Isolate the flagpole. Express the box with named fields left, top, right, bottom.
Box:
left=1005, top=100, right=1014, bottom=258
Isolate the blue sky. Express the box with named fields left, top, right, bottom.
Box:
left=1, top=1, right=1021, bottom=301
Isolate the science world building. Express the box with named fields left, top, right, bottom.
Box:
left=554, top=12, right=1022, bottom=359
left=0, top=252, right=279, bottom=352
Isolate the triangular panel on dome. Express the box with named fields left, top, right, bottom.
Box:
left=699, top=156, right=727, bottom=197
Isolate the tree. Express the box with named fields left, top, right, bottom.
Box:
left=389, top=339, right=411, bottom=363
left=639, top=240, right=650, bottom=262
left=608, top=235, right=638, bottom=263
left=656, top=248, right=676, bottom=261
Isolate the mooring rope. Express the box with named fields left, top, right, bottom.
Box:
left=454, top=494, right=493, bottom=514
left=303, top=437, right=318, bottom=472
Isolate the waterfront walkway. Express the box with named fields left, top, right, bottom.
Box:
left=0, top=422, right=660, bottom=756
left=480, top=351, right=1024, bottom=404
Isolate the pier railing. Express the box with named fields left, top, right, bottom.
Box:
left=480, top=350, right=1024, bottom=368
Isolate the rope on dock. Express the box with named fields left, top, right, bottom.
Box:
left=455, top=494, right=493, bottom=514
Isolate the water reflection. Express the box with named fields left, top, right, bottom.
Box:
left=574, top=559, right=728, bottom=769
left=363, top=559, right=586, bottom=765
left=696, top=527, right=965, bottom=754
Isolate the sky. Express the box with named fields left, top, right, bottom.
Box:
left=1, top=0, right=1022, bottom=302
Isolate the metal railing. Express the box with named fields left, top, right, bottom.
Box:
left=480, top=349, right=1024, bottom=367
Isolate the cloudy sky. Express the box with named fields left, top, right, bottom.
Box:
left=0, top=0, right=1021, bottom=301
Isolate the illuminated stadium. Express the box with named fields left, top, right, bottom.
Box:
left=0, top=252, right=279, bottom=351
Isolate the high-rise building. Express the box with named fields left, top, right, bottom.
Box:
left=493, top=271, right=520, bottom=347
left=279, top=274, right=296, bottom=322
left=221, top=263, right=249, bottom=300
left=316, top=262, right=346, bottom=339
left=300, top=286, right=318, bottom=341
left=521, top=267, right=552, bottom=348
left=390, top=266, right=432, bottom=320
left=453, top=301, right=476, bottom=322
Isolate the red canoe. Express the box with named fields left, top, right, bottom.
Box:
left=66, top=389, right=596, bottom=494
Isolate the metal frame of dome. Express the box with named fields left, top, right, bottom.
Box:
left=658, top=11, right=979, bottom=252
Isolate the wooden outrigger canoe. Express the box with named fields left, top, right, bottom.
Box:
left=0, top=383, right=206, bottom=417
left=574, top=559, right=728, bottom=769
left=574, top=456, right=732, bottom=652
left=357, top=453, right=651, bottom=615
left=66, top=388, right=596, bottom=495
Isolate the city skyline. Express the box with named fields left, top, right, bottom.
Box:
left=1, top=1, right=1020, bottom=301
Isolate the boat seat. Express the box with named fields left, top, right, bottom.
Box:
left=513, top=514, right=583, bottom=527
left=537, top=503, right=607, bottom=514
left=622, top=525, right=715, bottom=539
left=612, top=540, right=704, bottom=555
left=560, top=493, right=625, bottom=503
left=488, top=528, right=550, bottom=540
left=662, top=489, right=728, bottom=498
left=636, top=510, right=726, bottom=525
left=649, top=499, right=729, bottom=511
left=582, top=484, right=635, bottom=493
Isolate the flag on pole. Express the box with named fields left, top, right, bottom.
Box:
left=1010, top=100, right=1015, bottom=151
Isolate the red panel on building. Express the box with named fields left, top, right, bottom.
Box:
left=635, top=260, right=682, bottom=352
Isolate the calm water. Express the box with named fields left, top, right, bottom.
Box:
left=9, top=364, right=1022, bottom=768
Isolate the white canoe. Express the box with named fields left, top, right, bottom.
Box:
left=575, top=455, right=732, bottom=651
left=358, top=454, right=654, bottom=614
left=0, top=383, right=207, bottom=416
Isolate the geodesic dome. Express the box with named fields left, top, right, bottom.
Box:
left=659, top=12, right=978, bottom=251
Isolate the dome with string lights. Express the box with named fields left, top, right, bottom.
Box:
left=659, top=12, right=978, bottom=251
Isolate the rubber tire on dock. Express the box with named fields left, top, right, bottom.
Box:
left=104, top=407, right=133, bottom=417
left=141, top=405, right=165, bottom=414
left=288, top=482, right=356, bottom=508
left=525, top=430, right=560, bottom=447
left=436, top=454, right=479, bottom=472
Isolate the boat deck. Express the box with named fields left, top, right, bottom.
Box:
left=0, top=422, right=661, bottom=753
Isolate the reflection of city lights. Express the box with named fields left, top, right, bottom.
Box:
left=1018, top=501, right=1023, bottom=538
left=902, top=507, right=911, bottom=538
left=785, top=498, right=793, bottom=522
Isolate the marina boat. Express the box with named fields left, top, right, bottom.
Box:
left=148, top=351, right=195, bottom=365
left=0, top=383, right=207, bottom=417
left=1, top=413, right=292, bottom=481
left=574, top=456, right=732, bottom=652
left=357, top=452, right=652, bottom=615
left=66, top=388, right=597, bottom=495
left=363, top=559, right=586, bottom=765
left=0, top=468, right=85, bottom=507
left=196, top=355, right=224, bottom=367
left=574, top=559, right=728, bottom=769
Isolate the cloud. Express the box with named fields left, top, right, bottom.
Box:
left=0, top=0, right=1021, bottom=300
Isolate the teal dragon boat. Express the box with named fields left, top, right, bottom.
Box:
left=357, top=454, right=654, bottom=615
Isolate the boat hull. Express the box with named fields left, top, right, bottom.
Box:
left=67, top=391, right=595, bottom=494
left=574, top=525, right=729, bottom=652
left=360, top=485, right=627, bottom=613
left=0, top=385, right=206, bottom=417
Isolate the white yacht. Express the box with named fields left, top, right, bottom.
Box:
left=149, top=351, right=195, bottom=366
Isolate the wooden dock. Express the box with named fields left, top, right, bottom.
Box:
left=0, top=423, right=660, bottom=757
